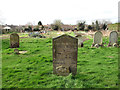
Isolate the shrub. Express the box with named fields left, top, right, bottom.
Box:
left=38, top=21, right=42, bottom=25
left=77, top=21, right=85, bottom=30
left=95, top=20, right=100, bottom=30
left=102, top=24, right=107, bottom=30
left=84, top=29, right=89, bottom=32
left=24, top=26, right=32, bottom=32
left=33, top=27, right=39, bottom=31
left=87, top=25, right=92, bottom=30
left=51, top=19, right=63, bottom=30
left=29, top=32, right=46, bottom=38
left=51, top=24, right=59, bottom=30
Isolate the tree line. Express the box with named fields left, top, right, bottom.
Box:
left=24, top=19, right=111, bottom=32
left=51, top=19, right=109, bottom=31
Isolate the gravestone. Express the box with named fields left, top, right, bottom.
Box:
left=10, top=33, right=19, bottom=48
left=53, top=34, right=78, bottom=76
left=75, top=35, right=83, bottom=47
left=93, top=31, right=103, bottom=44
left=108, top=31, right=118, bottom=47
left=91, top=31, right=103, bottom=47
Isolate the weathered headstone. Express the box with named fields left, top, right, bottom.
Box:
left=94, top=31, right=103, bottom=44
left=53, top=34, right=78, bottom=76
left=10, top=33, right=19, bottom=48
left=75, top=35, right=83, bottom=47
left=91, top=31, right=103, bottom=47
left=108, top=31, right=118, bottom=47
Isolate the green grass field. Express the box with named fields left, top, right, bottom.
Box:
left=108, top=23, right=118, bottom=31
left=2, top=32, right=119, bottom=88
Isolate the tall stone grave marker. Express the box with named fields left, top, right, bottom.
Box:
left=91, top=31, right=103, bottom=47
left=75, top=35, right=83, bottom=47
left=10, top=33, right=19, bottom=48
left=108, top=31, right=118, bottom=47
left=53, top=34, right=78, bottom=76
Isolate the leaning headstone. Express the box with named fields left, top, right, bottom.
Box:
left=10, top=33, right=19, bottom=48
left=75, top=35, right=83, bottom=47
left=91, top=31, right=103, bottom=47
left=53, top=34, right=78, bottom=76
left=108, top=31, right=118, bottom=47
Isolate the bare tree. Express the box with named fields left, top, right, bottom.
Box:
left=26, top=22, right=34, bottom=26
left=76, top=20, right=86, bottom=30
left=91, top=19, right=112, bottom=30
left=52, top=19, right=63, bottom=30
left=98, top=19, right=112, bottom=25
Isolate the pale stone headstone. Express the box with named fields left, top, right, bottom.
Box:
left=10, top=33, right=19, bottom=48
left=109, top=31, right=118, bottom=46
left=93, top=31, right=103, bottom=44
left=91, top=31, right=103, bottom=47
left=53, top=34, right=78, bottom=76
left=75, top=35, right=83, bottom=47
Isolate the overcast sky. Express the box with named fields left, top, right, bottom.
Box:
left=0, top=0, right=119, bottom=25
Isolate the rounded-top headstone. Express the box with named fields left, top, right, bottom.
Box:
left=109, top=31, right=118, bottom=45
left=93, top=31, right=103, bottom=44
left=10, top=33, right=19, bottom=48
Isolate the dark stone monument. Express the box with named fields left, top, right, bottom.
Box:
left=53, top=34, right=78, bottom=76
left=10, top=33, right=19, bottom=48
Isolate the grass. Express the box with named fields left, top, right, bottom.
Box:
left=2, top=31, right=119, bottom=88
left=108, top=23, right=118, bottom=31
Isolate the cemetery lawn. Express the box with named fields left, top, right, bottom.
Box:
left=2, top=32, right=119, bottom=88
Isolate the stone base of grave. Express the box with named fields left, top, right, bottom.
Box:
left=10, top=43, right=19, bottom=48
left=108, top=42, right=119, bottom=47
left=56, top=67, right=69, bottom=76
left=91, top=43, right=104, bottom=48
left=54, top=65, right=77, bottom=76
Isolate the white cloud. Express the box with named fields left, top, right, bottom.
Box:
left=0, top=0, right=119, bottom=25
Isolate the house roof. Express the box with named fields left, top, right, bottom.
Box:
left=61, top=25, right=73, bottom=28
